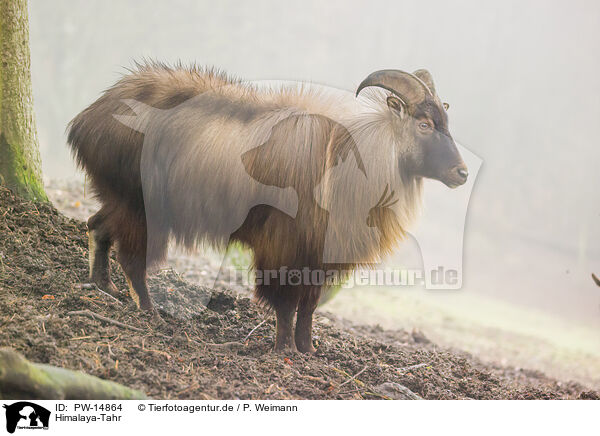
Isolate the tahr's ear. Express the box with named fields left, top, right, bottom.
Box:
left=443, top=102, right=450, bottom=111
left=386, top=95, right=405, bottom=118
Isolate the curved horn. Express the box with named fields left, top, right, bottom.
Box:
left=355, top=69, right=433, bottom=105
left=412, top=69, right=436, bottom=94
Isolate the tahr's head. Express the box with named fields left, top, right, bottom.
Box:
left=357, top=69, right=467, bottom=188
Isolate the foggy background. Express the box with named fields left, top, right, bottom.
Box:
left=28, top=0, right=600, bottom=339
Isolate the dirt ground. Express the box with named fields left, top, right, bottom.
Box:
left=0, top=184, right=598, bottom=399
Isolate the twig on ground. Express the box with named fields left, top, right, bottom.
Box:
left=243, top=320, right=266, bottom=343
left=0, top=313, right=17, bottom=329
left=79, top=296, right=102, bottom=307
left=331, top=367, right=359, bottom=383
left=291, top=369, right=331, bottom=386
left=96, top=288, right=122, bottom=304
left=67, top=310, right=145, bottom=332
left=78, top=283, right=95, bottom=290
left=203, top=341, right=244, bottom=351
left=396, top=363, right=429, bottom=373
left=97, top=342, right=115, bottom=356
left=141, top=340, right=171, bottom=360
left=182, top=331, right=203, bottom=346
left=338, top=365, right=368, bottom=388
left=76, top=283, right=122, bottom=305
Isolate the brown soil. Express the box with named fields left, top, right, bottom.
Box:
left=0, top=185, right=598, bottom=400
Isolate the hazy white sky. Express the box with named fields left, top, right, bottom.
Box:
left=29, top=0, right=600, bottom=325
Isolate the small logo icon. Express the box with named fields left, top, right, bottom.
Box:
left=3, top=402, right=50, bottom=434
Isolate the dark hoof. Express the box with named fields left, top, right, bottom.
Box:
left=100, top=282, right=120, bottom=297
left=273, top=340, right=298, bottom=354
left=89, top=279, right=120, bottom=297
left=296, top=343, right=317, bottom=354
left=143, top=307, right=164, bottom=325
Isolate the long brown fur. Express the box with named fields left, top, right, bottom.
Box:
left=67, top=61, right=429, bottom=352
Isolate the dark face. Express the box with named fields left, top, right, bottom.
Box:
left=398, top=98, right=468, bottom=188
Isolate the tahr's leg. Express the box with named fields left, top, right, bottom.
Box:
left=273, top=292, right=300, bottom=352
left=87, top=210, right=118, bottom=296
left=117, top=247, right=153, bottom=311
left=255, top=283, right=300, bottom=353
left=113, top=215, right=153, bottom=312
left=295, top=287, right=321, bottom=353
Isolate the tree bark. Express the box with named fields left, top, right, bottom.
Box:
left=0, top=348, right=148, bottom=400
left=0, top=0, right=47, bottom=201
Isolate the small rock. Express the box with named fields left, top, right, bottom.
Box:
left=374, top=382, right=422, bottom=400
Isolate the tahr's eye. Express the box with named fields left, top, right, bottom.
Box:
left=419, top=122, right=431, bottom=130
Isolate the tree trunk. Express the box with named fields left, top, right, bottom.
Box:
left=0, top=0, right=47, bottom=201
left=0, top=348, right=148, bottom=400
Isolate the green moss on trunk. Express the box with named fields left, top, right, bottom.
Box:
left=0, top=348, right=148, bottom=400
left=0, top=0, right=47, bottom=202
left=0, top=132, right=46, bottom=201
